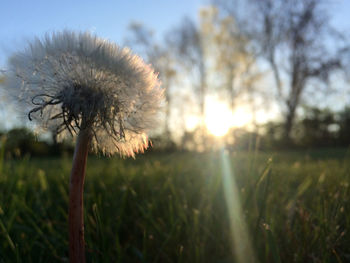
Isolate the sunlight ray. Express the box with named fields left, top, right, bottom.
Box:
left=220, top=149, right=256, bottom=263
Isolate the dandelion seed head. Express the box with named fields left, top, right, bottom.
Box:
left=4, top=31, right=164, bottom=157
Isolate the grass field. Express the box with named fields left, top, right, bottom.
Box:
left=0, top=148, right=349, bottom=262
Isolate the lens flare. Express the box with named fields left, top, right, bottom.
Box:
left=205, top=98, right=253, bottom=137
left=220, top=149, right=256, bottom=263
left=205, top=100, right=232, bottom=137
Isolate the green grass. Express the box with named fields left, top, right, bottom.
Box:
left=0, top=149, right=349, bottom=262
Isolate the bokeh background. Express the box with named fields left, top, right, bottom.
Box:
left=1, top=0, right=350, bottom=152
left=1, top=1, right=350, bottom=262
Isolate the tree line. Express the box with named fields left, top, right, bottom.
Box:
left=1, top=0, right=350, bottom=153
left=125, top=0, right=350, bottom=147
left=1, top=106, right=350, bottom=156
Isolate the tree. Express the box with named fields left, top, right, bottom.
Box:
left=218, top=0, right=347, bottom=142
left=299, top=107, right=337, bottom=147
left=257, top=0, right=346, bottom=141
left=166, top=17, right=208, bottom=130
left=200, top=6, right=261, bottom=114
left=125, top=23, right=176, bottom=137
left=337, top=107, right=350, bottom=146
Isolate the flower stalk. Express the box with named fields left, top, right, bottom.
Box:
left=69, top=128, right=92, bottom=263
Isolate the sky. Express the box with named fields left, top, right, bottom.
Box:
left=1, top=0, right=350, bottom=68
left=0, top=0, right=203, bottom=67
left=1, top=0, right=350, bottom=131
left=1, top=0, right=350, bottom=69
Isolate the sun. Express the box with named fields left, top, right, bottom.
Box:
left=205, top=98, right=252, bottom=137
left=205, top=98, right=233, bottom=137
left=205, top=102, right=232, bottom=137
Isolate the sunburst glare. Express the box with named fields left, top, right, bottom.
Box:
left=205, top=100, right=232, bottom=137
left=205, top=98, right=252, bottom=137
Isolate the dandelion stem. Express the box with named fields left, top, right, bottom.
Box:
left=69, top=128, right=91, bottom=263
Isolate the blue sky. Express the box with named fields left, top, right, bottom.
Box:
left=1, top=0, right=350, bottom=68
left=0, top=0, right=203, bottom=67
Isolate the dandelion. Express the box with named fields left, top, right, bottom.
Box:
left=4, top=31, right=164, bottom=262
